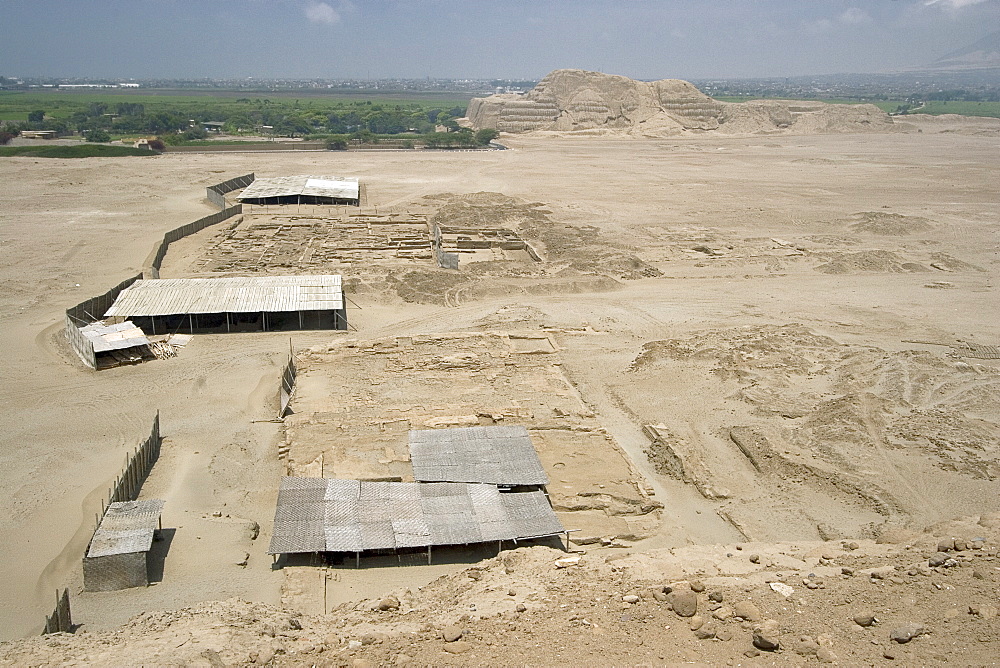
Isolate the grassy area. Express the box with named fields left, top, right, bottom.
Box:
left=0, top=90, right=470, bottom=119
left=911, top=100, right=1000, bottom=118
left=0, top=144, right=158, bottom=158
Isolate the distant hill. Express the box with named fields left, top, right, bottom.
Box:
left=924, top=30, right=1000, bottom=71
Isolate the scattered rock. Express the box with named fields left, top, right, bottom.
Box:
left=816, top=647, right=839, bottom=663
left=693, top=624, right=716, bottom=640
left=442, top=641, right=472, bottom=654
left=623, top=595, right=640, bottom=604
left=467, top=570, right=482, bottom=581
left=749, top=554, right=761, bottom=564
left=970, top=604, right=997, bottom=620
left=377, top=596, right=400, bottom=612
left=690, top=580, right=705, bottom=593
left=929, top=553, right=948, bottom=567
left=515, top=604, right=526, bottom=613
left=734, top=601, right=763, bottom=622
left=752, top=619, right=781, bottom=651
left=791, top=635, right=820, bottom=656
left=441, top=625, right=463, bottom=642
left=854, top=614, right=876, bottom=627
left=669, top=590, right=699, bottom=617
left=246, top=521, right=260, bottom=541
left=688, top=615, right=705, bottom=631
left=235, top=552, right=249, bottom=568
left=868, top=565, right=896, bottom=580
left=938, top=539, right=956, bottom=552
left=769, top=582, right=794, bottom=597
left=889, top=623, right=926, bottom=644
left=708, top=591, right=724, bottom=603
left=555, top=556, right=580, bottom=569
left=712, top=605, right=733, bottom=621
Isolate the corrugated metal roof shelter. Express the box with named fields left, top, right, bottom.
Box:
left=81, top=320, right=150, bottom=352
left=83, top=499, right=165, bottom=591
left=103, top=275, right=347, bottom=334
left=409, top=425, right=549, bottom=486
left=236, top=175, right=360, bottom=205
left=268, top=478, right=563, bottom=556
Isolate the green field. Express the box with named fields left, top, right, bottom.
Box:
left=0, top=90, right=471, bottom=121
left=0, top=145, right=157, bottom=158
left=914, top=100, right=1000, bottom=118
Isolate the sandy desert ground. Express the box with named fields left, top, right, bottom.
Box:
left=0, top=115, right=998, bottom=663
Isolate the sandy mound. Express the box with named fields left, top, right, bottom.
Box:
left=4, top=520, right=998, bottom=666
left=627, top=324, right=1000, bottom=540
left=848, top=212, right=934, bottom=236
left=468, top=69, right=896, bottom=137
left=814, top=250, right=928, bottom=274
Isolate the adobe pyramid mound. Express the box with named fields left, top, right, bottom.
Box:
left=467, top=69, right=896, bottom=136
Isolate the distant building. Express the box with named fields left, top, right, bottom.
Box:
left=21, top=130, right=58, bottom=139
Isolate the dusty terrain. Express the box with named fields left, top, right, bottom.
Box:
left=0, top=113, right=998, bottom=664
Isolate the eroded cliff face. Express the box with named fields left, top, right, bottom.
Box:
left=467, top=69, right=894, bottom=136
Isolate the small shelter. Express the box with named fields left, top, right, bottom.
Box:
left=103, top=275, right=347, bottom=335
left=236, top=175, right=360, bottom=206
left=409, top=425, right=548, bottom=488
left=80, top=320, right=151, bottom=368
left=268, top=478, right=563, bottom=562
left=83, top=499, right=164, bottom=591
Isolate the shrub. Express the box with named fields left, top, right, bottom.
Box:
left=85, top=129, right=112, bottom=143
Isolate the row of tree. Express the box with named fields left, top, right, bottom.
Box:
left=327, top=128, right=498, bottom=150
left=4, top=100, right=469, bottom=139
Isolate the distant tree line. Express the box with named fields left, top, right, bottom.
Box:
left=1, top=97, right=470, bottom=141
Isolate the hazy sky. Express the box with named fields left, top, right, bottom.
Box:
left=3, top=0, right=998, bottom=80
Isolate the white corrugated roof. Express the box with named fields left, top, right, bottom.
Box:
left=237, top=175, right=359, bottom=201
left=104, top=275, right=344, bottom=317
left=87, top=499, right=165, bottom=558
left=81, top=320, right=150, bottom=352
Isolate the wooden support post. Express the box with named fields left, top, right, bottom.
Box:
left=226, top=312, right=230, bottom=333
left=427, top=545, right=432, bottom=565
left=356, top=552, right=360, bottom=569
left=189, top=313, right=193, bottom=334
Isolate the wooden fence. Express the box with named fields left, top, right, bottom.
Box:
left=144, top=204, right=243, bottom=278
left=109, top=412, right=162, bottom=505
left=42, top=589, right=71, bottom=635
left=207, top=173, right=255, bottom=209
left=279, top=354, right=297, bottom=418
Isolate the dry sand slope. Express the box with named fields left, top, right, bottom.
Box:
left=0, top=120, right=998, bottom=664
